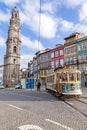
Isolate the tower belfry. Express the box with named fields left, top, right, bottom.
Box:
left=3, top=7, right=21, bottom=87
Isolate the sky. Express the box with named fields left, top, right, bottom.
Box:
left=0, top=0, right=87, bottom=68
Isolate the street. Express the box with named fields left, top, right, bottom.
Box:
left=0, top=88, right=87, bottom=130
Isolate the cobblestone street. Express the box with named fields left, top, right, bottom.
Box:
left=0, top=88, right=87, bottom=130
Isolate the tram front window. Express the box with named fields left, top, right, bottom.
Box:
left=77, top=72, right=81, bottom=81
left=61, top=72, right=67, bottom=81
left=69, top=72, right=75, bottom=81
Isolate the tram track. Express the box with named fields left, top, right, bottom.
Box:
left=47, top=90, right=87, bottom=118
left=60, top=96, right=87, bottom=118
left=75, top=98, right=87, bottom=105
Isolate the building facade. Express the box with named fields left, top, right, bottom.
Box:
left=28, top=60, right=34, bottom=78
left=20, top=68, right=28, bottom=79
left=28, top=49, right=51, bottom=86
left=51, top=44, right=64, bottom=70
left=77, top=36, right=87, bottom=75
left=3, top=7, right=21, bottom=87
left=64, top=33, right=84, bottom=69
left=35, top=49, right=51, bottom=85
left=33, top=57, right=38, bottom=80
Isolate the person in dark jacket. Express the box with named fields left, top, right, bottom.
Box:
left=37, top=80, right=41, bottom=91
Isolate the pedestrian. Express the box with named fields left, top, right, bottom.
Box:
left=37, top=80, right=41, bottom=91
left=84, top=77, right=86, bottom=87
left=85, top=77, right=87, bottom=87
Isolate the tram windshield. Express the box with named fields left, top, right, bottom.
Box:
left=58, top=71, right=81, bottom=82
left=61, top=72, right=67, bottom=81
left=69, top=72, right=75, bottom=81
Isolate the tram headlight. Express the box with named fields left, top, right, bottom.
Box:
left=71, top=84, right=75, bottom=90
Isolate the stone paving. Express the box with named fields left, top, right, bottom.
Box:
left=0, top=87, right=87, bottom=130
left=81, top=86, right=87, bottom=98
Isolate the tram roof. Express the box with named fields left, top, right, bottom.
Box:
left=55, top=67, right=81, bottom=73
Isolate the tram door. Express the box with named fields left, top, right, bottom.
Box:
left=56, top=73, right=62, bottom=94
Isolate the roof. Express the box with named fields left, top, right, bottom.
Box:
left=64, top=32, right=80, bottom=40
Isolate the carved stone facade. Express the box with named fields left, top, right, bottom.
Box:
left=3, top=7, right=21, bottom=87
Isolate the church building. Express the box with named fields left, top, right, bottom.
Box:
left=3, top=7, right=21, bottom=87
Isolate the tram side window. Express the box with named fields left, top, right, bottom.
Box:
left=51, top=76, right=54, bottom=83
left=47, top=76, right=54, bottom=83
left=61, top=73, right=67, bottom=81
left=77, top=72, right=81, bottom=81
left=69, top=73, right=74, bottom=81
left=59, top=74, right=62, bottom=81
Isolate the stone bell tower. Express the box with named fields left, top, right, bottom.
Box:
left=3, top=7, right=21, bottom=87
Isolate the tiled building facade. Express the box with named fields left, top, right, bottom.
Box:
left=28, top=32, right=87, bottom=85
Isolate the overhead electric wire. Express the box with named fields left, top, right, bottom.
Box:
left=38, top=0, right=41, bottom=51
left=73, top=16, right=87, bottom=33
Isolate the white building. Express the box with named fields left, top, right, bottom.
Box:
left=0, top=65, right=4, bottom=85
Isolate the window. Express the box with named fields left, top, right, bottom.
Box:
left=85, top=55, right=87, bottom=60
left=73, top=57, right=77, bottom=63
left=73, top=46, right=77, bottom=52
left=61, top=72, right=67, bottom=81
left=78, top=55, right=81, bottom=60
left=44, top=70, right=47, bottom=75
left=55, top=51, right=58, bottom=57
left=83, top=44, right=85, bottom=50
left=60, top=59, right=63, bottom=66
left=66, top=58, right=69, bottom=64
left=13, top=59, right=16, bottom=64
left=51, top=61, right=54, bottom=68
left=86, top=65, right=87, bottom=70
left=13, top=68, right=15, bottom=74
left=67, top=48, right=70, bottom=54
left=70, top=57, right=72, bottom=64
left=60, top=50, right=63, bottom=56
left=40, top=70, right=43, bottom=76
left=48, top=53, right=51, bottom=59
left=69, top=72, right=75, bottom=81
left=56, top=60, right=59, bottom=68
left=15, top=13, right=17, bottom=18
left=51, top=52, right=54, bottom=58
left=13, top=46, right=16, bottom=53
left=79, top=45, right=82, bottom=50
left=65, top=49, right=68, bottom=54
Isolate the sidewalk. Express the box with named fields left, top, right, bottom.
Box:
left=81, top=87, right=87, bottom=98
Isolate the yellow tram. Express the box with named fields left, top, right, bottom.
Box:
left=46, top=67, right=82, bottom=96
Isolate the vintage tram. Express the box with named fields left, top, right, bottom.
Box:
left=46, top=67, right=82, bottom=96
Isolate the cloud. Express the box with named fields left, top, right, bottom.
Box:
left=40, top=14, right=58, bottom=38
left=21, top=34, right=45, bottom=51
left=20, top=54, right=34, bottom=68
left=64, top=0, right=87, bottom=8
left=0, top=0, right=20, bottom=6
left=20, top=0, right=58, bottom=39
left=0, top=10, right=10, bottom=22
left=0, top=36, right=5, bottom=47
left=60, top=19, right=74, bottom=32
left=79, top=3, right=87, bottom=21
left=42, top=3, right=53, bottom=14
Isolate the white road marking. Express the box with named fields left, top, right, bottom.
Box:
left=45, top=119, right=73, bottom=130
left=8, top=104, right=23, bottom=111
left=1, top=91, right=42, bottom=100
left=18, top=125, right=43, bottom=130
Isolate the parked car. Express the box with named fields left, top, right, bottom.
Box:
left=15, top=84, right=22, bottom=89
left=0, top=85, right=4, bottom=89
